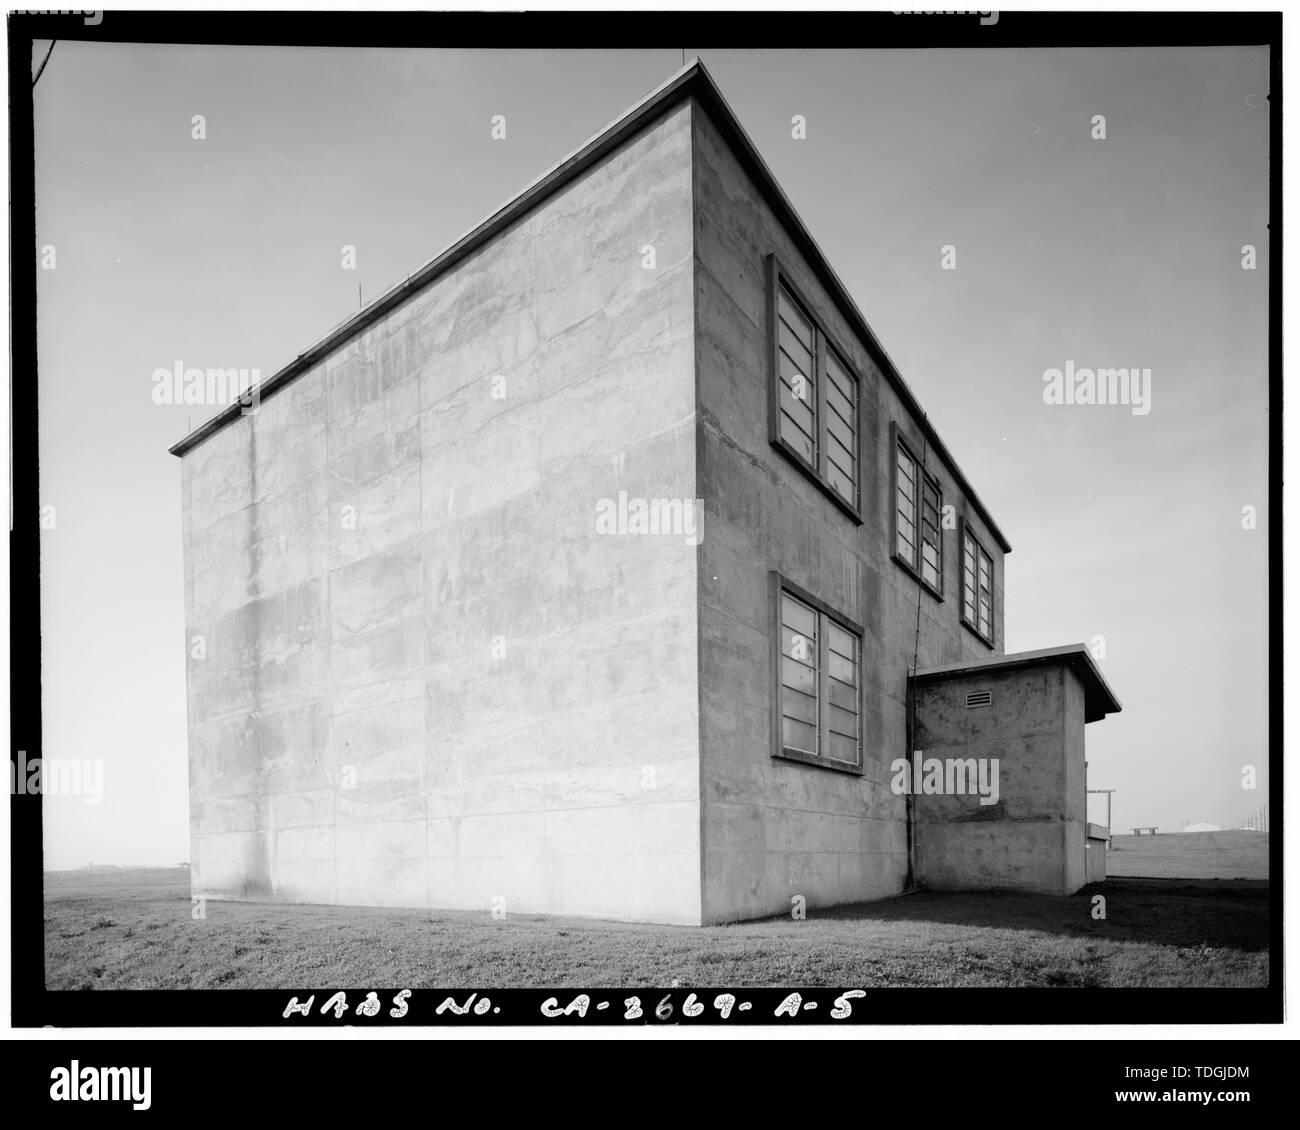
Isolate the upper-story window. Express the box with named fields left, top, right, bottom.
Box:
left=769, top=257, right=862, bottom=521
left=961, top=521, right=995, bottom=646
left=892, top=426, right=944, bottom=599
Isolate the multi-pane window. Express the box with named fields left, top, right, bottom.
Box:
left=920, top=478, right=942, bottom=590
left=771, top=263, right=861, bottom=515
left=893, top=431, right=943, bottom=597
left=895, top=444, right=917, bottom=563
left=961, top=525, right=995, bottom=645
left=824, top=619, right=861, bottom=766
left=822, top=348, right=858, bottom=505
left=777, top=581, right=862, bottom=771
left=776, top=287, right=817, bottom=463
left=779, top=591, right=819, bottom=756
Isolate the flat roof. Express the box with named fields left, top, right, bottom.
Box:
left=913, top=644, right=1123, bottom=722
left=168, top=58, right=1011, bottom=553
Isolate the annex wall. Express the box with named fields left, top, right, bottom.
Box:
left=911, top=664, right=1086, bottom=895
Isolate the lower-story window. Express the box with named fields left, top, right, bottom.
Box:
left=774, top=574, right=863, bottom=773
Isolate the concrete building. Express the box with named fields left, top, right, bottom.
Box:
left=172, top=60, right=1120, bottom=926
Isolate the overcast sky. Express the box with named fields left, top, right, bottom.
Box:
left=35, top=44, right=1269, bottom=868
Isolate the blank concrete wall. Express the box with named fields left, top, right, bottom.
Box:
left=182, top=102, right=702, bottom=924
left=691, top=101, right=1006, bottom=924
left=1085, top=835, right=1106, bottom=884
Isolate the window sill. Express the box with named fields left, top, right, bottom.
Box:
left=772, top=747, right=864, bottom=776
left=961, top=618, right=995, bottom=649
left=891, top=551, right=944, bottom=601
left=770, top=437, right=863, bottom=525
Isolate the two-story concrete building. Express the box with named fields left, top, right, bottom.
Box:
left=173, top=60, right=1120, bottom=925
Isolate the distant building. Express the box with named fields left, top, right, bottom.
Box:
left=172, top=61, right=1120, bottom=924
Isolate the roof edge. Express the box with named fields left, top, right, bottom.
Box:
left=683, top=64, right=1010, bottom=552
left=168, top=57, right=706, bottom=459
left=913, top=643, right=1123, bottom=722
left=166, top=58, right=1012, bottom=553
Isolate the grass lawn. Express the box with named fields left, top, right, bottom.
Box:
left=1106, top=831, right=1269, bottom=880
left=44, top=867, right=1269, bottom=990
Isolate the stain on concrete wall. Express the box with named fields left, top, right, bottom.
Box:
left=183, top=103, right=702, bottom=923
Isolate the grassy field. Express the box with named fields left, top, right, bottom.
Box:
left=45, top=866, right=1268, bottom=990
left=1106, top=831, right=1269, bottom=880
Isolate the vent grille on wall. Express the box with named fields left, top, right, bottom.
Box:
left=965, top=690, right=992, bottom=708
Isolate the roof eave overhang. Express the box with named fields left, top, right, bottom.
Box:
left=913, top=644, right=1123, bottom=723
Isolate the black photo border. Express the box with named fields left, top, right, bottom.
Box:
left=9, top=7, right=1283, bottom=1030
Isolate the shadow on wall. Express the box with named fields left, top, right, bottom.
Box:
left=802, top=878, right=1269, bottom=952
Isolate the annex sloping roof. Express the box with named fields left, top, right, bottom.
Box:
left=168, top=58, right=1011, bottom=554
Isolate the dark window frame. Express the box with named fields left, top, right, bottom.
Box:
left=890, top=422, right=945, bottom=601
left=767, top=255, right=864, bottom=525
left=770, top=572, right=865, bottom=776
left=959, top=517, right=996, bottom=648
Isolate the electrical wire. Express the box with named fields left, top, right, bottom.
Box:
left=904, top=415, right=931, bottom=892
left=33, top=40, right=56, bottom=88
